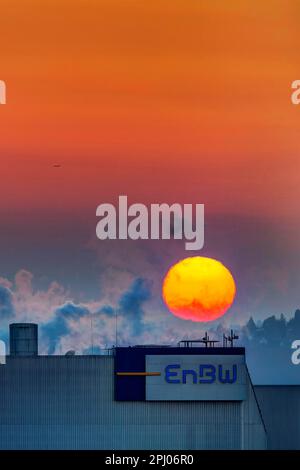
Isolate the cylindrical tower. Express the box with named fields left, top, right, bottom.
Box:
left=9, top=323, right=38, bottom=356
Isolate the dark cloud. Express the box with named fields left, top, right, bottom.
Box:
left=40, top=283, right=153, bottom=354
left=118, top=278, right=152, bottom=337
left=0, top=285, right=14, bottom=319
left=97, top=305, right=114, bottom=316
left=42, top=302, right=91, bottom=354
left=41, top=316, right=69, bottom=355
left=55, top=302, right=90, bottom=319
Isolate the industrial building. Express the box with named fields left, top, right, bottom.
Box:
left=0, top=323, right=299, bottom=450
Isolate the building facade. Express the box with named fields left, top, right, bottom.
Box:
left=0, top=324, right=298, bottom=450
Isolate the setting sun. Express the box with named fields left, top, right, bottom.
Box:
left=162, top=257, right=236, bottom=322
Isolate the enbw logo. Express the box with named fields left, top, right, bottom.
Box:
left=165, top=364, right=237, bottom=384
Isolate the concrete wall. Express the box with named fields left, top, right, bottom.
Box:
left=0, top=356, right=266, bottom=450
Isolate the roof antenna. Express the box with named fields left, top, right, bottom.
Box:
left=91, top=315, right=94, bottom=355
left=115, top=308, right=118, bottom=348
left=202, top=332, right=219, bottom=348
left=227, top=329, right=239, bottom=347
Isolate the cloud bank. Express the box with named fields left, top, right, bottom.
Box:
left=0, top=269, right=300, bottom=383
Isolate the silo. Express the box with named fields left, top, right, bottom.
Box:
left=9, top=323, right=38, bottom=356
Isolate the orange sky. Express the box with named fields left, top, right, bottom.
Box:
left=0, top=0, right=300, bottom=218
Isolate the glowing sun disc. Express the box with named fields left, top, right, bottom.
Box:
left=162, top=256, right=236, bottom=322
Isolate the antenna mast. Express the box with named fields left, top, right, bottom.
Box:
left=90, top=314, right=94, bottom=355
left=115, top=308, right=118, bottom=347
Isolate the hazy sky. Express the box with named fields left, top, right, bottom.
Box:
left=0, top=1, right=300, bottom=359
